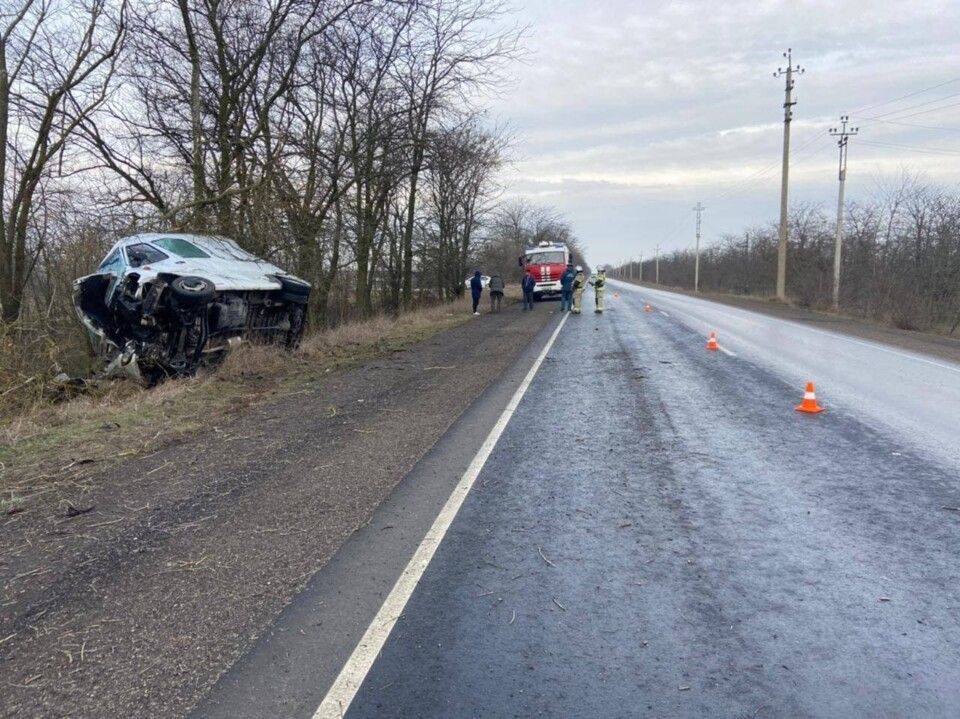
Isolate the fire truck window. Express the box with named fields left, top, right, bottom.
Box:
left=528, top=251, right=565, bottom=264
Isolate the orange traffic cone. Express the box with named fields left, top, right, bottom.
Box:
left=706, top=332, right=719, bottom=351
left=644, top=303, right=653, bottom=313
left=795, top=381, right=824, bottom=414
left=614, top=291, right=620, bottom=299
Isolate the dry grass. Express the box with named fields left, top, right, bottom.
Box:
left=0, top=295, right=472, bottom=497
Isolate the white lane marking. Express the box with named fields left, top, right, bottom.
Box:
left=718, top=346, right=737, bottom=357
left=660, top=311, right=670, bottom=317
left=313, top=312, right=571, bottom=719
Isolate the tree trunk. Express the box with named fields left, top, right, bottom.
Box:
left=401, top=142, right=424, bottom=308
left=178, top=0, right=206, bottom=229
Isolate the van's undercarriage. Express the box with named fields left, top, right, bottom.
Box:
left=75, top=272, right=308, bottom=383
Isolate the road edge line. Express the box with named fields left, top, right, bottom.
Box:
left=313, top=312, right=570, bottom=719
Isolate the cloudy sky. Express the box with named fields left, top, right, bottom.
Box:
left=487, top=0, right=960, bottom=265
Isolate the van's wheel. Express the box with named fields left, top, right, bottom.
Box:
left=286, top=305, right=306, bottom=349
left=170, top=276, right=215, bottom=306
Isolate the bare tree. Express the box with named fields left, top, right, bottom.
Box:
left=395, top=0, right=523, bottom=307
left=0, top=0, right=125, bottom=323
left=83, top=0, right=359, bottom=231
left=421, top=119, right=503, bottom=298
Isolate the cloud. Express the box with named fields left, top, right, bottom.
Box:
left=488, top=0, right=960, bottom=262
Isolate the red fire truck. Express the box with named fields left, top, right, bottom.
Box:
left=521, top=241, right=573, bottom=300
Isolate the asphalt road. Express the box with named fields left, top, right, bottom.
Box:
left=204, top=283, right=960, bottom=718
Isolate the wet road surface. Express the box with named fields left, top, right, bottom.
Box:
left=339, top=283, right=960, bottom=718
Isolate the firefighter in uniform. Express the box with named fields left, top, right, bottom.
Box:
left=590, top=266, right=607, bottom=313
left=571, top=265, right=586, bottom=314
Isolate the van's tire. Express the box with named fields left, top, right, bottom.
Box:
left=169, top=276, right=215, bottom=306
left=286, top=304, right=306, bottom=349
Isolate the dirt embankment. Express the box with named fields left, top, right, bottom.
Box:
left=0, top=299, right=554, bottom=718
left=620, top=280, right=960, bottom=365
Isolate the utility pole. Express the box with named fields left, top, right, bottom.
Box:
left=638, top=252, right=643, bottom=283
left=829, top=115, right=857, bottom=312
left=773, top=48, right=803, bottom=301
left=693, top=202, right=704, bottom=292
left=655, top=244, right=660, bottom=284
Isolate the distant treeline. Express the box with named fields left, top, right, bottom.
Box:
left=620, top=176, right=960, bottom=333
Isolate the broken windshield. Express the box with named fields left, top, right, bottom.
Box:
left=153, top=237, right=210, bottom=259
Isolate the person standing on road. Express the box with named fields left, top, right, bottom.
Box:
left=470, top=270, right=483, bottom=315
left=521, top=272, right=536, bottom=310
left=590, top=265, right=607, bottom=313
left=489, top=273, right=505, bottom=313
left=572, top=265, right=586, bottom=314
left=559, top=263, right=576, bottom=312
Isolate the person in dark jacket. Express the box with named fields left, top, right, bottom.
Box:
left=470, top=270, right=484, bottom=315
left=489, top=273, right=505, bottom=312
left=521, top=272, right=536, bottom=310
left=559, top=263, right=576, bottom=312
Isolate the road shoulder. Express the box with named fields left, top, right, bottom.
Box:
left=0, top=302, right=556, bottom=719
left=192, top=305, right=564, bottom=719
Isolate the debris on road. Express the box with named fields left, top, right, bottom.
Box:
left=537, top=546, right=556, bottom=567
left=60, top=501, right=95, bottom=518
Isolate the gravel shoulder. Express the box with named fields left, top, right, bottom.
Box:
left=0, top=301, right=554, bottom=718
left=620, top=280, right=960, bottom=365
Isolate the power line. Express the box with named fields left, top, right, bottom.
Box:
left=849, top=77, right=960, bottom=116
left=647, top=77, right=960, bottom=265
left=659, top=210, right=691, bottom=245
left=858, top=139, right=960, bottom=156
left=710, top=87, right=960, bottom=204
left=857, top=93, right=960, bottom=123
left=871, top=119, right=960, bottom=133
left=863, top=99, right=960, bottom=124
left=708, top=127, right=829, bottom=204
left=789, top=141, right=837, bottom=171
left=714, top=81, right=960, bottom=204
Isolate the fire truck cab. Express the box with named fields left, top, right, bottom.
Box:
left=520, top=241, right=572, bottom=300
